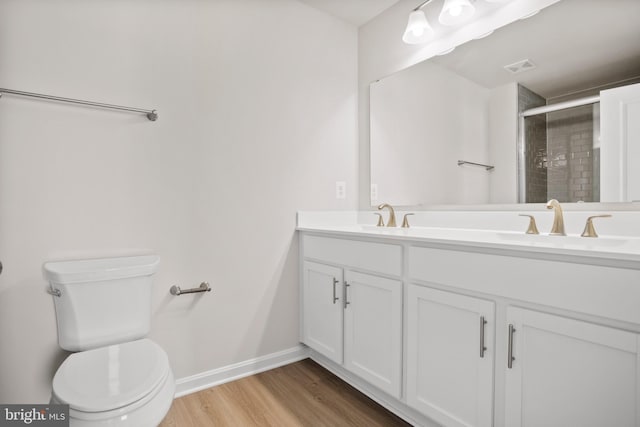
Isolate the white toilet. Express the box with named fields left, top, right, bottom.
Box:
left=44, top=255, right=175, bottom=427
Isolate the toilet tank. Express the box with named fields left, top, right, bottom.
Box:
left=44, top=255, right=160, bottom=351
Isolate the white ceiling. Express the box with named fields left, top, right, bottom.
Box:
left=431, top=0, right=640, bottom=99
left=297, top=0, right=400, bottom=26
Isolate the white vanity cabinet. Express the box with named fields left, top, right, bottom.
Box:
left=344, top=270, right=402, bottom=397
left=302, top=261, right=344, bottom=364
left=299, top=228, right=640, bottom=427
left=504, top=307, right=640, bottom=427
left=301, top=235, right=403, bottom=398
left=406, top=285, right=495, bottom=427
left=408, top=245, right=640, bottom=427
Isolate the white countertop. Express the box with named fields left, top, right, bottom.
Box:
left=297, top=211, right=640, bottom=269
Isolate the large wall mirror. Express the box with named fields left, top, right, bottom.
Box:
left=370, top=0, right=640, bottom=207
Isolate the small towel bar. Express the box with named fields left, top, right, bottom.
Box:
left=170, top=282, right=211, bottom=296
left=457, top=160, right=495, bottom=171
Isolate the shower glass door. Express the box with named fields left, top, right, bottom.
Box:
left=522, top=103, right=600, bottom=203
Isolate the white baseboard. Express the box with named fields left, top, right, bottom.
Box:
left=174, top=344, right=310, bottom=398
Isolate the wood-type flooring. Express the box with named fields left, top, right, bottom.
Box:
left=159, top=358, right=411, bottom=427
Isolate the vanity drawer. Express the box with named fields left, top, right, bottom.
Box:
left=302, top=234, right=401, bottom=277
left=409, top=246, right=640, bottom=325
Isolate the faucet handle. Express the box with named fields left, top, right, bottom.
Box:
left=581, top=214, right=612, bottom=238
left=374, top=213, right=385, bottom=227
left=519, top=214, right=540, bottom=235
left=401, top=213, right=414, bottom=228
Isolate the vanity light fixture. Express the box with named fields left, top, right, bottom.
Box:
left=402, top=0, right=514, bottom=45
left=402, top=0, right=436, bottom=44
left=439, top=0, right=475, bottom=26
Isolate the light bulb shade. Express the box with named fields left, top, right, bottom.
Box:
left=402, top=10, right=434, bottom=44
left=439, top=0, right=475, bottom=26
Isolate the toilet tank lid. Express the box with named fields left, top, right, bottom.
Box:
left=44, top=255, right=160, bottom=284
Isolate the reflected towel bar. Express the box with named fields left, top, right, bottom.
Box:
left=170, top=282, right=211, bottom=296
left=457, top=160, right=495, bottom=171
left=0, top=87, right=158, bottom=121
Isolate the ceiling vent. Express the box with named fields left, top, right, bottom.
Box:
left=503, top=59, right=536, bottom=74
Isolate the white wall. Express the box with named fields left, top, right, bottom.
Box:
left=0, top=0, right=357, bottom=402
left=489, top=83, right=519, bottom=203
left=370, top=60, right=490, bottom=206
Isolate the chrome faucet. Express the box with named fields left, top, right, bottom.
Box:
left=377, top=203, right=397, bottom=227
left=546, top=199, right=566, bottom=236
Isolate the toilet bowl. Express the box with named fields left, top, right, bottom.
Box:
left=45, top=256, right=175, bottom=427
left=51, top=339, right=175, bottom=427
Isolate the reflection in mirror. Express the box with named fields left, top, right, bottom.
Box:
left=370, top=59, right=491, bottom=206
left=519, top=89, right=601, bottom=203
left=370, top=0, right=640, bottom=207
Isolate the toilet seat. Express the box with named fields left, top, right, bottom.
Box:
left=52, top=339, right=174, bottom=426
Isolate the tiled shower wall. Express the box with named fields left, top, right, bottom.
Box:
left=518, top=85, right=547, bottom=203
left=546, top=105, right=598, bottom=202
left=519, top=85, right=598, bottom=203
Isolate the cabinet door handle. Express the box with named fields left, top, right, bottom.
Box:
left=343, top=281, right=351, bottom=309
left=480, top=316, right=487, bottom=358
left=507, top=324, right=516, bottom=369
left=332, top=278, right=339, bottom=304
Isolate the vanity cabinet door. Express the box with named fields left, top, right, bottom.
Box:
left=406, top=285, right=495, bottom=427
left=505, top=307, right=640, bottom=427
left=343, top=270, right=402, bottom=398
left=302, top=261, right=343, bottom=364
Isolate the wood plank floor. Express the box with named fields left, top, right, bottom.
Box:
left=160, top=359, right=412, bottom=427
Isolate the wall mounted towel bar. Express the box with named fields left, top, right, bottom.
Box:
left=0, top=87, right=158, bottom=121
left=457, top=160, right=495, bottom=171
left=170, top=282, right=211, bottom=296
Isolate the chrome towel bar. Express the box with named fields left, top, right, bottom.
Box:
left=170, top=282, right=211, bottom=296
left=0, top=87, right=158, bottom=121
left=457, top=160, right=495, bottom=171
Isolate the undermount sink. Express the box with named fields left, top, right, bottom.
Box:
left=496, top=231, right=640, bottom=250
left=497, top=232, right=619, bottom=245
left=356, top=224, right=409, bottom=234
